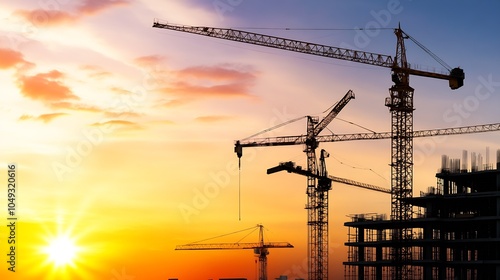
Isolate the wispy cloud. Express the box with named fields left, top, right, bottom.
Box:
left=78, top=0, right=129, bottom=15
left=80, top=64, right=112, bottom=79
left=18, top=113, right=67, bottom=123
left=104, top=111, right=142, bottom=118
left=159, top=99, right=192, bottom=108
left=166, top=81, right=253, bottom=98
left=146, top=120, right=175, bottom=126
left=110, top=87, right=132, bottom=95
left=134, top=55, right=166, bottom=68
left=178, top=65, right=256, bottom=81
left=51, top=102, right=102, bottom=113
left=91, top=120, right=142, bottom=131
left=194, top=115, right=234, bottom=123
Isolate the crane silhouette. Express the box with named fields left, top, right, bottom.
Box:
left=175, top=224, right=293, bottom=280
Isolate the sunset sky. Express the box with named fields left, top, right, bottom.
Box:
left=1, top=1, right=500, bottom=279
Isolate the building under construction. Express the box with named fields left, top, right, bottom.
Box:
left=344, top=149, right=500, bottom=279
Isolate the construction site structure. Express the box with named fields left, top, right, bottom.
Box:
left=152, top=20, right=465, bottom=279
left=344, top=148, right=500, bottom=279
left=175, top=224, right=293, bottom=280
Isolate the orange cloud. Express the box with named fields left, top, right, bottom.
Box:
left=51, top=102, right=102, bottom=112
left=18, top=70, right=109, bottom=113
left=19, top=113, right=67, bottom=123
left=146, top=120, right=175, bottom=126
left=18, top=70, right=77, bottom=102
left=160, top=64, right=257, bottom=103
left=104, top=111, right=141, bottom=118
left=178, top=65, right=256, bottom=81
left=0, top=48, right=28, bottom=69
left=110, top=87, right=131, bottom=95
left=15, top=10, right=75, bottom=26
left=167, top=81, right=253, bottom=98
left=91, top=120, right=142, bottom=131
left=78, top=0, right=129, bottom=15
left=16, top=0, right=129, bottom=26
left=132, top=61, right=257, bottom=107
left=92, top=120, right=135, bottom=126
left=134, top=55, right=166, bottom=68
left=80, top=64, right=112, bottom=79
left=159, top=99, right=192, bottom=108
left=194, top=115, right=233, bottom=123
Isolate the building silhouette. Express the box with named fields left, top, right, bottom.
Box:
left=344, top=149, right=500, bottom=279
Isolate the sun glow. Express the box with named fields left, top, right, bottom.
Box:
left=43, top=234, right=80, bottom=267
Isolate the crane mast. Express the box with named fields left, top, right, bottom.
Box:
left=386, top=27, right=414, bottom=279
left=153, top=20, right=466, bottom=280
left=304, top=90, right=354, bottom=280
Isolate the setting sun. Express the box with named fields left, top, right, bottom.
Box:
left=43, top=235, right=79, bottom=267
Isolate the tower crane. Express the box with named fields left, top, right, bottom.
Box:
left=175, top=224, right=293, bottom=280
left=152, top=20, right=466, bottom=279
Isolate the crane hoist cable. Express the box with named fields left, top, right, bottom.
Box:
left=230, top=27, right=395, bottom=31
left=186, top=225, right=259, bottom=245
left=240, top=115, right=307, bottom=141
left=334, top=117, right=377, bottom=133
left=404, top=30, right=452, bottom=71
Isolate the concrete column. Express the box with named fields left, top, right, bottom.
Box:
left=358, top=227, right=364, bottom=280
left=376, top=229, right=383, bottom=280
left=423, top=225, right=432, bottom=279
left=439, top=229, right=447, bottom=280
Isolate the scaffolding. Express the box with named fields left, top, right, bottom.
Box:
left=344, top=149, right=500, bottom=279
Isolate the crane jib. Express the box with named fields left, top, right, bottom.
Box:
left=153, top=22, right=393, bottom=67
left=234, top=123, right=500, bottom=149
left=153, top=21, right=464, bottom=89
